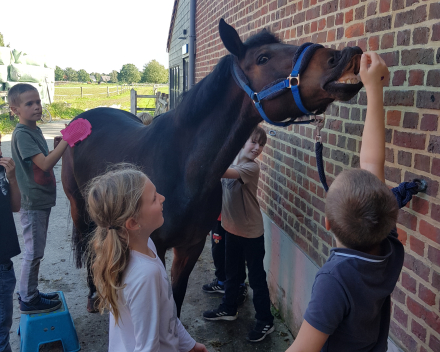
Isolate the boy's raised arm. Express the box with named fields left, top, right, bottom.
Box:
left=359, top=52, right=389, bottom=183
left=32, top=139, right=68, bottom=172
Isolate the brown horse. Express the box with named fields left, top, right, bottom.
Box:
left=61, top=19, right=363, bottom=316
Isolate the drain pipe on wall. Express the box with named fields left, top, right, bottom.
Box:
left=188, top=0, right=196, bottom=88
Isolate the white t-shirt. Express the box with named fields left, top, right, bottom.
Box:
left=108, top=239, right=196, bottom=352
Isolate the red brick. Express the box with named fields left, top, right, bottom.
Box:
left=381, top=32, right=394, bottom=49
left=367, top=1, right=377, bottom=16
left=397, top=227, right=407, bottom=245
left=411, top=197, right=429, bottom=216
left=432, top=203, right=440, bottom=222
left=432, top=158, right=440, bottom=177
left=404, top=252, right=430, bottom=281
left=345, top=9, right=353, bottom=23
left=420, top=114, right=438, bottom=131
left=418, top=284, right=436, bottom=306
left=387, top=110, right=401, bottom=126
left=411, top=319, right=427, bottom=343
left=392, top=70, right=406, bottom=86
left=318, top=18, right=326, bottom=31
left=397, top=150, right=411, bottom=166
left=402, top=112, right=419, bottom=129
left=392, top=285, right=406, bottom=304
left=433, top=270, right=440, bottom=291
left=379, top=0, right=391, bottom=13
left=408, top=70, right=424, bottom=86
left=413, top=27, right=430, bottom=45
left=345, top=23, right=364, bottom=38
left=420, top=220, right=440, bottom=243
left=402, top=272, right=417, bottom=294
left=311, top=21, right=317, bottom=33
left=428, top=245, right=440, bottom=268
left=393, top=304, right=408, bottom=327
left=398, top=209, right=417, bottom=231
left=395, top=5, right=427, bottom=28
left=384, top=90, right=414, bottom=106
left=369, top=35, right=379, bottom=50
left=410, top=236, right=425, bottom=256
left=335, top=12, right=344, bottom=25
left=357, top=38, right=367, bottom=52
left=433, top=23, right=440, bottom=41
left=393, top=131, right=426, bottom=150
left=414, top=154, right=430, bottom=173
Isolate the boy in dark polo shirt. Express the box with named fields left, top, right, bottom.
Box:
left=0, top=133, right=21, bottom=352
left=286, top=53, right=403, bottom=352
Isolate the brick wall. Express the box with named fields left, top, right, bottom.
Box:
left=195, top=1, right=440, bottom=351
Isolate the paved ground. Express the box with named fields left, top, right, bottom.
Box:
left=2, top=120, right=294, bottom=351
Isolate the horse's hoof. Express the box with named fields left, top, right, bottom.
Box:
left=87, top=296, right=99, bottom=313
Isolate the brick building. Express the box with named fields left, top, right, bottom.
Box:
left=167, top=1, right=440, bottom=351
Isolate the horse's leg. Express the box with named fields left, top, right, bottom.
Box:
left=171, top=238, right=206, bottom=317
left=61, top=146, right=98, bottom=312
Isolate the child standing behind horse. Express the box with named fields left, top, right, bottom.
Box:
left=203, top=126, right=274, bottom=343
left=86, top=164, right=207, bottom=352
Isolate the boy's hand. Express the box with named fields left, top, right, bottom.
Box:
left=359, top=52, right=389, bottom=90
left=0, top=157, right=17, bottom=181
left=189, top=342, right=208, bottom=352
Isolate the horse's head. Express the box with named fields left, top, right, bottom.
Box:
left=219, top=19, right=363, bottom=123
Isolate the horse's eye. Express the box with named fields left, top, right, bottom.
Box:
left=257, top=56, right=269, bottom=65
left=327, top=57, right=335, bottom=66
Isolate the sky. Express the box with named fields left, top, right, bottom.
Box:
left=1, top=0, right=175, bottom=74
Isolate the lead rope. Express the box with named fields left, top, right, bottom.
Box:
left=312, top=114, right=329, bottom=192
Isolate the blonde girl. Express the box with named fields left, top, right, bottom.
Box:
left=87, top=164, right=207, bottom=352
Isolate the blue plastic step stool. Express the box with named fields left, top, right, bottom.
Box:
left=17, top=291, right=80, bottom=352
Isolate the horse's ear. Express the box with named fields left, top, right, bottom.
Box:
left=219, top=18, right=246, bottom=59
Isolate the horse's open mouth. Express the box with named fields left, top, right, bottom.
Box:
left=324, top=54, right=363, bottom=100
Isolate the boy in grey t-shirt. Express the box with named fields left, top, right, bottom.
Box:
left=203, top=126, right=274, bottom=343
left=9, top=84, right=68, bottom=314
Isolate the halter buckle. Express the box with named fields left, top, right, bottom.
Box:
left=287, top=74, right=300, bottom=88
left=311, top=113, right=325, bottom=142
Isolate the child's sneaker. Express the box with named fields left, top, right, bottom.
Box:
left=39, top=291, right=59, bottom=300
left=19, top=295, right=62, bottom=314
left=247, top=321, right=275, bottom=342
left=236, top=284, right=248, bottom=305
left=203, top=307, right=237, bottom=321
left=202, top=278, right=225, bottom=294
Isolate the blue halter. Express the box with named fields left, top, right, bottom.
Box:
left=232, top=43, right=321, bottom=127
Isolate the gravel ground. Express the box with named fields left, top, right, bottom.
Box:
left=2, top=120, right=294, bottom=352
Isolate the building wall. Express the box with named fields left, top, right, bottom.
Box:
left=195, top=1, right=440, bottom=351
left=169, top=0, right=190, bottom=97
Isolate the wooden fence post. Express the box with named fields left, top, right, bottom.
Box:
left=81, top=87, right=83, bottom=98
left=130, top=89, right=137, bottom=115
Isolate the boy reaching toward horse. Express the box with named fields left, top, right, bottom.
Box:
left=286, top=52, right=403, bottom=352
left=203, top=126, right=275, bottom=343
left=9, top=83, right=69, bottom=314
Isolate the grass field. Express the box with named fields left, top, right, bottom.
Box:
left=0, top=84, right=169, bottom=133
left=51, top=84, right=169, bottom=119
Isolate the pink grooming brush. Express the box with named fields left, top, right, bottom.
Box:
left=61, top=118, right=92, bottom=147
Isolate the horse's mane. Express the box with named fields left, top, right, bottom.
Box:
left=175, top=55, right=233, bottom=124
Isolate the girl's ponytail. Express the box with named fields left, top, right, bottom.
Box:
left=86, top=164, right=147, bottom=324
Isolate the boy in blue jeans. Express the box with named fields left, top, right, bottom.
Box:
left=0, top=134, right=21, bottom=352
left=203, top=126, right=274, bottom=343
left=286, top=53, right=403, bottom=351
left=9, top=84, right=69, bottom=314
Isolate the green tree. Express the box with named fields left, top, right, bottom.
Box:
left=109, top=70, right=119, bottom=83
left=55, top=66, right=65, bottom=81
left=118, top=64, right=141, bottom=84
left=92, top=72, right=102, bottom=82
left=0, top=33, right=4, bottom=47
left=77, top=69, right=90, bottom=82
left=141, top=60, right=168, bottom=84
left=64, top=67, right=78, bottom=81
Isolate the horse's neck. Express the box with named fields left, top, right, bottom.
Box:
left=183, top=77, right=261, bottom=193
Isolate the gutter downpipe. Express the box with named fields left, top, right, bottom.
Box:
left=189, top=0, right=196, bottom=88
